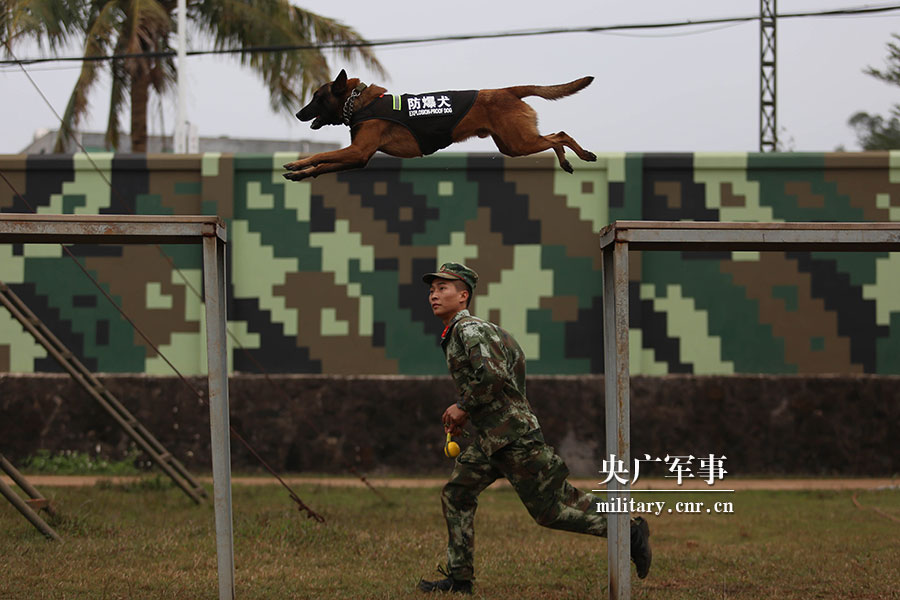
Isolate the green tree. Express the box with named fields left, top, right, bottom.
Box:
left=3, top=0, right=384, bottom=152
left=849, top=33, right=900, bottom=150
left=848, top=110, right=900, bottom=150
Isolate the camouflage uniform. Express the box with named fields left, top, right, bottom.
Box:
left=438, top=307, right=608, bottom=582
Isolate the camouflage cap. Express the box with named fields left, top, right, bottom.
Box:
left=422, top=262, right=478, bottom=291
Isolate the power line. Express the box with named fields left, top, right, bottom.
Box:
left=2, top=3, right=899, bottom=66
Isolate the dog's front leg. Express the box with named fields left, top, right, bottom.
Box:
left=282, top=154, right=321, bottom=172
left=282, top=149, right=340, bottom=173
left=282, top=139, right=379, bottom=181
left=282, top=148, right=369, bottom=180
left=283, top=121, right=394, bottom=181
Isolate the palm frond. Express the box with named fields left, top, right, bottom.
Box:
left=105, top=63, right=127, bottom=149
left=190, top=0, right=385, bottom=112
left=120, top=0, right=169, bottom=69
left=2, top=0, right=84, bottom=52
left=54, top=0, right=121, bottom=151
left=104, top=32, right=132, bottom=149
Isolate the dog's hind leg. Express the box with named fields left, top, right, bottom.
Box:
left=491, top=132, right=583, bottom=173
left=531, top=132, right=598, bottom=172
left=487, top=111, right=595, bottom=173
left=546, top=132, right=597, bottom=163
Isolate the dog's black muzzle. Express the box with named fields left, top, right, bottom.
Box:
left=295, top=106, right=326, bottom=130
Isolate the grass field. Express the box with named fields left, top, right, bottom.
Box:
left=1, top=478, right=898, bottom=599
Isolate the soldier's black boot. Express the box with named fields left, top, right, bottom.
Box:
left=417, top=566, right=473, bottom=595
left=630, top=516, right=652, bottom=578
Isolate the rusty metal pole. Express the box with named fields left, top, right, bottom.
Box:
left=0, top=454, right=55, bottom=516
left=602, top=239, right=630, bottom=600
left=0, top=476, right=60, bottom=541
left=203, top=234, right=235, bottom=600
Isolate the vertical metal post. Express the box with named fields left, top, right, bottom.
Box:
left=203, top=235, right=235, bottom=600
left=602, top=240, right=630, bottom=600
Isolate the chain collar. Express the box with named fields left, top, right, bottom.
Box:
left=342, top=83, right=368, bottom=126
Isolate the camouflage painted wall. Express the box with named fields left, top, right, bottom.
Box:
left=1, top=152, right=899, bottom=375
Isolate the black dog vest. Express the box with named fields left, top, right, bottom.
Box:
left=349, top=90, right=478, bottom=155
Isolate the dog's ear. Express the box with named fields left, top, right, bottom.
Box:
left=332, top=69, right=348, bottom=95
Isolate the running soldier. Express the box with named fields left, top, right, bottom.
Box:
left=417, top=262, right=652, bottom=595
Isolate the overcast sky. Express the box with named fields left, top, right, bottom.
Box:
left=1, top=0, right=899, bottom=154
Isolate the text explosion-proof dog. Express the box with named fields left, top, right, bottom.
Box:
left=282, top=69, right=596, bottom=181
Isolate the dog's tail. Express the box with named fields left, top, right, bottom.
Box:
left=506, top=76, right=594, bottom=100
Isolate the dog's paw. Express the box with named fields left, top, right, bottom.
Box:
left=282, top=171, right=308, bottom=182
left=283, top=163, right=298, bottom=171
left=561, top=160, right=574, bottom=174
left=584, top=152, right=597, bottom=162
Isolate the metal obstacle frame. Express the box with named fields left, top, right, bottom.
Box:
left=0, top=281, right=209, bottom=504
left=0, top=214, right=235, bottom=600
left=0, top=453, right=59, bottom=540
left=599, top=220, right=900, bottom=600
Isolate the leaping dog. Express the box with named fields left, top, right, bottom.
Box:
left=282, top=69, right=596, bottom=181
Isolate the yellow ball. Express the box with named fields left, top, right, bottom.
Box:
left=445, top=441, right=461, bottom=458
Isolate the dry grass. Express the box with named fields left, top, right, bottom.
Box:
left=1, top=478, right=898, bottom=599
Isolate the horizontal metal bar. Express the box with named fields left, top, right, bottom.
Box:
left=599, top=221, right=900, bottom=250
left=604, top=220, right=900, bottom=232
left=2, top=214, right=221, bottom=223
left=0, top=214, right=226, bottom=244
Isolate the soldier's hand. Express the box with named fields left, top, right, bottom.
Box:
left=442, top=403, right=469, bottom=435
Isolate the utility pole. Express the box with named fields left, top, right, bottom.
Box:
left=759, top=0, right=777, bottom=152
left=174, top=0, right=188, bottom=153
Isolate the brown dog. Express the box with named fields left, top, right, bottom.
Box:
left=283, top=69, right=596, bottom=181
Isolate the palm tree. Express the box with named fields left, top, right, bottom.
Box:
left=5, top=0, right=385, bottom=152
